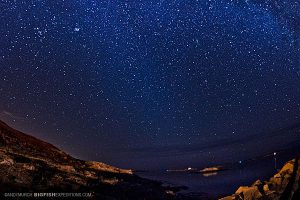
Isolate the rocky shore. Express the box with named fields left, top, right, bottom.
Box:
left=220, top=158, right=300, bottom=200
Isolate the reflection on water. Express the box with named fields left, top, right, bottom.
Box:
left=136, top=149, right=300, bottom=198
left=202, top=172, right=218, bottom=177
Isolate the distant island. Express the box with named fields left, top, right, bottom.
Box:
left=167, top=166, right=224, bottom=175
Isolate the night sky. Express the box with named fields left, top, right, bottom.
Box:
left=0, top=0, right=300, bottom=170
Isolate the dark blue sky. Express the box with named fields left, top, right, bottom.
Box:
left=0, top=0, right=300, bottom=169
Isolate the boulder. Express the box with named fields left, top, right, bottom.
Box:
left=235, top=186, right=263, bottom=200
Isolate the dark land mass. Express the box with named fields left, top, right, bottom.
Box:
left=0, top=120, right=210, bottom=200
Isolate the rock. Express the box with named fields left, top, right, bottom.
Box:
left=220, top=158, right=300, bottom=200
left=0, top=158, right=14, bottom=165
left=235, top=186, right=263, bottom=200
left=252, top=179, right=263, bottom=187
left=219, top=196, right=235, bottom=200
left=22, top=164, right=35, bottom=171
left=274, top=173, right=282, bottom=179
left=84, top=170, right=96, bottom=179
left=86, top=161, right=133, bottom=174
left=58, top=165, right=76, bottom=173
left=102, top=177, right=119, bottom=185
left=263, top=184, right=270, bottom=193
left=279, top=160, right=295, bottom=174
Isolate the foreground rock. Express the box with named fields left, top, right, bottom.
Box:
left=220, top=159, right=300, bottom=200
left=0, top=120, right=198, bottom=199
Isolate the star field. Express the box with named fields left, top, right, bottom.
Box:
left=0, top=0, right=299, bottom=169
